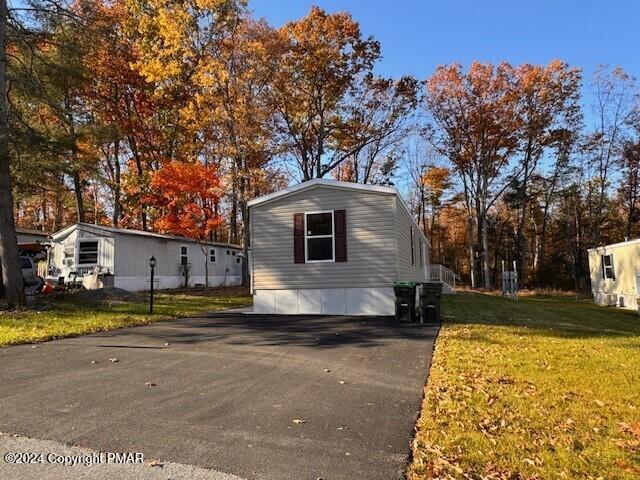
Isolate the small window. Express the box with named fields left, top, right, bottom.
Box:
left=232, top=251, right=236, bottom=256
left=602, top=254, right=615, bottom=279
left=410, top=228, right=415, bottom=265
left=236, top=258, right=241, bottom=264
left=180, top=245, right=189, bottom=266
left=78, top=240, right=99, bottom=265
left=306, top=211, right=334, bottom=262
left=209, top=248, right=216, bottom=263
left=226, top=250, right=230, bottom=255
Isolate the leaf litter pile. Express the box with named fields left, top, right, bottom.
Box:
left=408, top=293, right=640, bottom=480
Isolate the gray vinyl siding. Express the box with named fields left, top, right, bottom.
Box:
left=251, top=185, right=397, bottom=290
left=395, top=197, right=428, bottom=282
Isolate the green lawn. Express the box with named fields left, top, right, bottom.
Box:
left=0, top=288, right=251, bottom=346
left=409, top=293, right=640, bottom=479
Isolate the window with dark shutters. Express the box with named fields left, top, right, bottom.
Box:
left=334, top=210, right=347, bottom=262
left=294, top=213, right=305, bottom=263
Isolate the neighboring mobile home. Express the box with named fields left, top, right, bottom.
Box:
left=49, top=223, right=243, bottom=291
left=248, top=179, right=442, bottom=315
left=588, top=238, right=640, bottom=311
left=16, top=227, right=49, bottom=245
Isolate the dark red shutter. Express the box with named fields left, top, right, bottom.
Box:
left=294, top=213, right=305, bottom=263
left=334, top=209, right=347, bottom=262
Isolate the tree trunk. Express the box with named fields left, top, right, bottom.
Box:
left=240, top=176, right=250, bottom=289
left=0, top=0, right=23, bottom=307
left=481, top=213, right=491, bottom=290
left=466, top=216, right=476, bottom=288
left=229, top=173, right=238, bottom=244
left=72, top=170, right=85, bottom=222
left=113, top=140, right=121, bottom=227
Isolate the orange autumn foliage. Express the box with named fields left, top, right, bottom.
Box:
left=147, top=162, right=222, bottom=240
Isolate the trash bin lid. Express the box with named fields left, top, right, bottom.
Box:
left=393, top=281, right=418, bottom=287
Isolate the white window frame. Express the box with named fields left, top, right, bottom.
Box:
left=180, top=244, right=189, bottom=266
left=209, top=247, right=216, bottom=263
left=304, top=210, right=335, bottom=263
left=602, top=254, right=615, bottom=280
left=76, top=239, right=99, bottom=266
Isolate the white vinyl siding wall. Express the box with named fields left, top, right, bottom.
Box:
left=588, top=240, right=640, bottom=310
left=251, top=186, right=398, bottom=290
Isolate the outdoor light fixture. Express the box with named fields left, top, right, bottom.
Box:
left=149, top=256, right=156, bottom=314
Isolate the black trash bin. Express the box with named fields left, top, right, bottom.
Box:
left=393, top=281, right=417, bottom=323
left=419, top=283, right=443, bottom=324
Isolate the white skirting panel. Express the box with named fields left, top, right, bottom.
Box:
left=593, top=291, right=639, bottom=311
left=114, top=275, right=242, bottom=292
left=253, top=287, right=395, bottom=315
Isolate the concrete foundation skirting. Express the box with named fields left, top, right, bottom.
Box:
left=253, top=287, right=395, bottom=315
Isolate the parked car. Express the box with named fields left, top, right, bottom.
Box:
left=20, top=255, right=45, bottom=294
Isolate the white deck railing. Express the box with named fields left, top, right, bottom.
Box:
left=427, top=264, right=460, bottom=292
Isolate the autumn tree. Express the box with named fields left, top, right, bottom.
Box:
left=619, top=138, right=640, bottom=239
left=333, top=75, right=418, bottom=184
left=424, top=62, right=520, bottom=289
left=509, top=61, right=582, bottom=287
left=147, top=161, right=222, bottom=286
left=0, top=0, right=22, bottom=306
left=269, top=6, right=386, bottom=180
left=583, top=67, right=637, bottom=245
left=193, top=16, right=278, bottom=284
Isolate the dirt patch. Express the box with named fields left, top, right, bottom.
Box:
left=61, top=287, right=144, bottom=305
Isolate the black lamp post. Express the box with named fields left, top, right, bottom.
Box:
left=149, top=256, right=156, bottom=314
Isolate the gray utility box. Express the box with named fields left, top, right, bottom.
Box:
left=419, top=283, right=443, bottom=324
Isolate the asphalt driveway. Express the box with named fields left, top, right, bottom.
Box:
left=0, top=314, right=437, bottom=480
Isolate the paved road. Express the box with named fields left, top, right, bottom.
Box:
left=0, top=314, right=437, bottom=480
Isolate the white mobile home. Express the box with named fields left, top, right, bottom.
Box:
left=49, top=223, right=243, bottom=291
left=248, top=179, right=453, bottom=315
left=588, top=238, right=640, bottom=311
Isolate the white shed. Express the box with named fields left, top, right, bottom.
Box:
left=49, top=223, right=243, bottom=291
left=248, top=179, right=454, bottom=315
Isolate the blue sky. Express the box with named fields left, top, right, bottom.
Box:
left=251, top=0, right=640, bottom=123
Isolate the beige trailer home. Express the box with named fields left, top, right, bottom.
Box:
left=588, top=238, right=640, bottom=311
left=49, top=223, right=243, bottom=291
left=248, top=179, right=456, bottom=315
